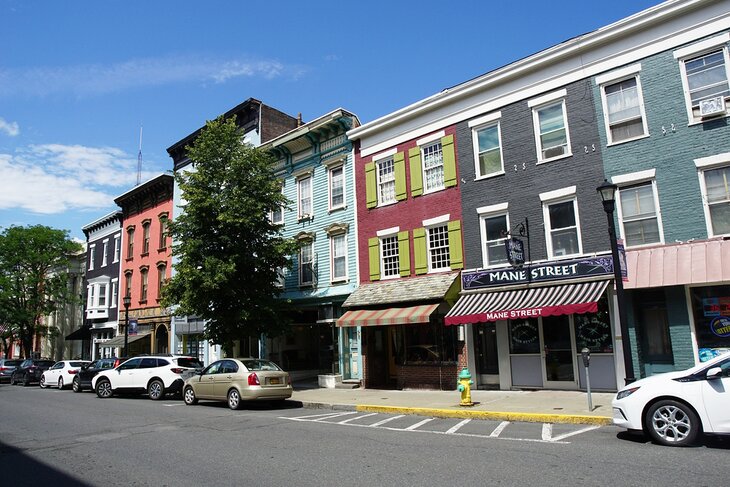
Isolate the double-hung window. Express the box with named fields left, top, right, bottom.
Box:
left=427, top=224, right=450, bottom=272
left=113, top=234, right=121, bottom=263
left=380, top=235, right=400, bottom=279
left=617, top=182, right=662, bottom=247
left=140, top=267, right=149, bottom=302
left=158, top=216, right=168, bottom=250
left=470, top=112, right=504, bottom=178
left=110, top=279, right=118, bottom=308
left=598, top=65, right=648, bottom=144
left=329, top=166, right=345, bottom=210
left=702, top=164, right=730, bottom=236
left=157, top=263, right=167, bottom=298
left=530, top=90, right=571, bottom=162
left=299, top=241, right=314, bottom=286
left=124, top=272, right=133, bottom=300
left=481, top=213, right=509, bottom=267
left=271, top=184, right=284, bottom=224
left=675, top=35, right=730, bottom=123
left=126, top=227, right=134, bottom=259
left=377, top=157, right=396, bottom=205
left=142, top=221, right=151, bottom=255
left=101, top=240, right=108, bottom=267
left=330, top=234, right=347, bottom=282
left=541, top=187, right=581, bottom=258
left=88, top=244, right=95, bottom=271
left=422, top=141, right=444, bottom=192
left=297, top=175, right=312, bottom=219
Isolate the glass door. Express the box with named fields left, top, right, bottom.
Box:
left=541, top=315, right=578, bottom=388
left=475, top=323, right=500, bottom=386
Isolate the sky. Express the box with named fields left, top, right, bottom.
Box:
left=0, top=0, right=660, bottom=241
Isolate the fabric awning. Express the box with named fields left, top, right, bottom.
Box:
left=102, top=332, right=151, bottom=347
left=65, top=325, right=92, bottom=341
left=337, top=303, right=439, bottom=327
left=445, top=280, right=610, bottom=325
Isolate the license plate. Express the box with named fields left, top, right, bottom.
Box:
left=269, top=377, right=280, bottom=385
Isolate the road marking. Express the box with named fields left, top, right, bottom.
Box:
left=542, top=423, right=553, bottom=441
left=369, top=415, right=404, bottom=427
left=338, top=413, right=378, bottom=424
left=286, top=411, right=358, bottom=422
left=549, top=425, right=601, bottom=442
left=404, top=418, right=434, bottom=431
left=489, top=421, right=510, bottom=438
left=445, top=419, right=471, bottom=434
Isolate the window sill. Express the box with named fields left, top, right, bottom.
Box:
left=536, top=152, right=572, bottom=165
left=606, top=133, right=650, bottom=147
left=376, top=200, right=398, bottom=209
left=125, top=257, right=134, bottom=262
left=157, top=247, right=167, bottom=252
left=298, top=215, right=313, bottom=222
left=623, top=240, right=664, bottom=250
left=687, top=112, right=729, bottom=127
left=140, top=252, right=149, bottom=258
left=422, top=186, right=446, bottom=196
left=328, top=205, right=347, bottom=214
left=474, top=171, right=505, bottom=182
left=330, top=278, right=349, bottom=285
left=139, top=299, right=147, bottom=305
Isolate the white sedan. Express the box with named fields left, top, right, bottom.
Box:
left=40, top=360, right=91, bottom=390
left=612, top=352, right=730, bottom=446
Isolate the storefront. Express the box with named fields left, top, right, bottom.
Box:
left=446, top=256, right=619, bottom=391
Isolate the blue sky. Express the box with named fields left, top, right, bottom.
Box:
left=0, top=0, right=659, bottom=241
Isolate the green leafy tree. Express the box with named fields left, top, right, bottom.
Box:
left=162, top=116, right=298, bottom=353
left=0, top=225, right=82, bottom=358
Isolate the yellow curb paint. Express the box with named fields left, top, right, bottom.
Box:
left=355, top=405, right=612, bottom=426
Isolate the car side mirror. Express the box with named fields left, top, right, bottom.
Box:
left=706, top=367, right=723, bottom=380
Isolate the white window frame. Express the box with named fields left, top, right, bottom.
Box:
left=696, top=152, right=730, bottom=237
left=328, top=164, right=346, bottom=211
left=270, top=183, right=284, bottom=224
left=88, top=244, right=95, bottom=271
left=86, top=277, right=111, bottom=312
left=470, top=111, right=504, bottom=180
left=597, top=65, right=649, bottom=145
left=612, top=170, right=664, bottom=248
left=299, top=240, right=314, bottom=286
left=113, top=234, right=121, bottom=263
left=376, top=155, right=397, bottom=206
left=426, top=223, right=451, bottom=273
left=477, top=203, right=510, bottom=268
left=110, top=279, right=118, bottom=308
left=540, top=187, right=582, bottom=259
left=297, top=174, right=313, bottom=220
left=330, top=233, right=348, bottom=283
left=379, top=231, right=400, bottom=280
left=101, top=239, right=109, bottom=267
left=675, top=34, right=730, bottom=124
left=418, top=130, right=446, bottom=194
left=529, top=90, right=572, bottom=163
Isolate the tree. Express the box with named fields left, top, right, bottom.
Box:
left=162, top=116, right=298, bottom=353
left=0, top=225, right=82, bottom=358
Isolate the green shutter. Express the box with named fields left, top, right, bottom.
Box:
left=368, top=237, right=381, bottom=281
left=398, top=230, right=410, bottom=277
left=394, top=152, right=407, bottom=201
left=442, top=134, right=457, bottom=188
left=448, top=220, right=464, bottom=270
left=365, top=162, right=377, bottom=209
left=413, top=227, right=427, bottom=275
left=408, top=147, right=423, bottom=197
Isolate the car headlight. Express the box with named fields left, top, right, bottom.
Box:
left=616, top=386, right=640, bottom=400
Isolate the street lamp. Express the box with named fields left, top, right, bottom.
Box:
left=123, top=295, right=131, bottom=358
left=597, top=179, right=635, bottom=385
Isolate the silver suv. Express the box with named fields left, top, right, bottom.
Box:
left=92, top=355, right=203, bottom=400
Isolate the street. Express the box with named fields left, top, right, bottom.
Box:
left=1, top=384, right=728, bottom=486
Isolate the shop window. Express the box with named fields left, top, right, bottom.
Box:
left=508, top=318, right=540, bottom=354
left=690, top=285, right=730, bottom=361
left=399, top=323, right=457, bottom=364
left=635, top=289, right=673, bottom=364
left=574, top=296, right=613, bottom=353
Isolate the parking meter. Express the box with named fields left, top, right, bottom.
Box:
left=581, top=348, right=591, bottom=368
left=581, top=348, right=592, bottom=411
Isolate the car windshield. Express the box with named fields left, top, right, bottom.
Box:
left=38, top=361, right=55, bottom=367
left=176, top=358, right=203, bottom=368
left=242, top=359, right=282, bottom=371
left=69, top=362, right=88, bottom=367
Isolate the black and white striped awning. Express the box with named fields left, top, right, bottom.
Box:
left=445, top=280, right=610, bottom=325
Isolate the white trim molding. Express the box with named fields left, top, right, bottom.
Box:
left=612, top=168, right=656, bottom=185
left=539, top=186, right=576, bottom=202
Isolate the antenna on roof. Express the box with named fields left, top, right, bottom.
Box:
left=136, top=126, right=143, bottom=186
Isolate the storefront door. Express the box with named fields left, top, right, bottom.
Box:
left=474, top=323, right=499, bottom=386
left=541, top=315, right=578, bottom=388
left=341, top=327, right=361, bottom=380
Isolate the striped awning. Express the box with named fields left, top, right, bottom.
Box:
left=445, top=280, right=610, bottom=326
left=337, top=303, right=439, bottom=327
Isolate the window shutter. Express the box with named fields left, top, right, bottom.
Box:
left=448, top=220, right=464, bottom=269
left=394, top=152, right=407, bottom=201
left=413, top=227, right=428, bottom=274
left=442, top=134, right=457, bottom=188
left=368, top=237, right=381, bottom=281
left=397, top=230, right=410, bottom=277
left=408, top=147, right=423, bottom=197
left=365, top=162, right=377, bottom=208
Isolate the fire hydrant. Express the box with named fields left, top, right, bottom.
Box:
left=457, top=368, right=474, bottom=406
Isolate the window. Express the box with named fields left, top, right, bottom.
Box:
left=377, top=157, right=396, bottom=205
left=159, top=217, right=168, bottom=250
left=601, top=76, right=647, bottom=143
left=113, top=234, right=121, bottom=263
left=157, top=263, right=167, bottom=298
left=110, top=279, right=118, bottom=308
left=702, top=165, right=730, bottom=236
left=142, top=221, right=151, bottom=255
left=299, top=241, right=313, bottom=286
left=635, top=289, right=673, bottom=363
left=297, top=175, right=312, bottom=219
left=381, top=235, right=399, bottom=278
left=618, top=182, right=662, bottom=246
left=140, top=268, right=148, bottom=302
left=329, top=166, right=345, bottom=210
left=86, top=279, right=111, bottom=315
left=422, top=141, right=444, bottom=192
left=509, top=319, right=540, bottom=354
left=101, top=240, right=109, bottom=267
left=126, top=228, right=134, bottom=259
left=271, top=185, right=284, bottom=224
left=124, top=272, right=132, bottom=300
left=533, top=99, right=570, bottom=161
left=88, top=244, right=95, bottom=271
left=474, top=123, right=503, bottom=177
left=682, top=49, right=729, bottom=116
left=87, top=284, right=95, bottom=308
left=427, top=225, right=450, bottom=271
left=98, top=284, right=107, bottom=307
left=545, top=199, right=581, bottom=258
left=482, top=214, right=509, bottom=267
left=330, top=234, right=347, bottom=282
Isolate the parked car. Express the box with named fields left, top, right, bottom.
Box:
left=612, top=352, right=730, bottom=446
left=0, top=359, right=23, bottom=383
left=72, top=357, right=126, bottom=393
left=92, top=355, right=203, bottom=400
left=40, top=360, right=91, bottom=389
left=10, top=359, right=56, bottom=386
left=183, top=358, right=292, bottom=410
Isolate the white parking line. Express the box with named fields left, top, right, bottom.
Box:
left=404, top=418, right=434, bottom=431
left=542, top=423, right=553, bottom=441
left=286, top=411, right=358, bottom=422
left=489, top=421, right=510, bottom=438
left=369, top=415, right=404, bottom=427
left=338, top=413, right=378, bottom=424
left=548, top=425, right=601, bottom=442
left=445, top=419, right=471, bottom=434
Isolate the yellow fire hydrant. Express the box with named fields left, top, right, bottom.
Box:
left=457, top=368, right=474, bottom=407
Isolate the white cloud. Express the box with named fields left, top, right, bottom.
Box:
left=0, top=117, right=19, bottom=136
left=0, top=55, right=307, bottom=97
left=0, top=145, right=161, bottom=214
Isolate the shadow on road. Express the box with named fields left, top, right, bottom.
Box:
left=616, top=430, right=730, bottom=449
left=0, top=439, right=92, bottom=486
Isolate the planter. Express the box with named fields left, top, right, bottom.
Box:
left=318, top=374, right=342, bottom=388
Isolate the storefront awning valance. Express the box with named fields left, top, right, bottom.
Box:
left=445, top=280, right=610, bottom=325
left=65, top=325, right=91, bottom=341
left=102, top=332, right=151, bottom=348
left=337, top=304, right=440, bottom=327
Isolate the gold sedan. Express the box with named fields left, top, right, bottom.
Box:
left=183, top=358, right=292, bottom=410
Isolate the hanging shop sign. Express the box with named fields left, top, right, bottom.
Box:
left=505, top=237, right=526, bottom=268
left=462, top=255, right=613, bottom=290
left=129, top=318, right=138, bottom=336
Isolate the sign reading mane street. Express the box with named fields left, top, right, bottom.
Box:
left=462, top=255, right=614, bottom=290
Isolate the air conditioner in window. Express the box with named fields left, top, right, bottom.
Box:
left=699, top=96, right=726, bottom=118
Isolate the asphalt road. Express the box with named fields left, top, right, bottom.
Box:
left=1, top=383, right=728, bottom=487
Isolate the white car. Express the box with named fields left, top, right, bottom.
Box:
left=612, top=352, right=730, bottom=446
left=40, top=360, right=91, bottom=389
left=92, top=355, right=203, bottom=400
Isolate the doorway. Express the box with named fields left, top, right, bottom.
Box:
left=541, top=315, right=577, bottom=388
left=341, top=327, right=361, bottom=380
left=474, top=323, right=499, bottom=386
left=365, top=327, right=390, bottom=388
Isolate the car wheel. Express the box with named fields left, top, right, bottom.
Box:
left=183, top=386, right=198, bottom=405
left=227, top=388, right=242, bottom=410
left=148, top=379, right=164, bottom=400
left=72, top=376, right=81, bottom=393
left=58, top=377, right=64, bottom=390
left=39, top=374, right=47, bottom=389
left=96, top=379, right=113, bottom=399
left=23, top=373, right=30, bottom=387
left=9, top=375, right=15, bottom=386
left=645, top=399, right=700, bottom=447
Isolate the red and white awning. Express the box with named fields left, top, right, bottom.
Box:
left=337, top=304, right=439, bottom=327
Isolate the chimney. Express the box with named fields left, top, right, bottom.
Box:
left=297, top=113, right=303, bottom=127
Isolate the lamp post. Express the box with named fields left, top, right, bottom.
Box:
left=123, top=295, right=131, bottom=358
left=597, top=180, right=635, bottom=385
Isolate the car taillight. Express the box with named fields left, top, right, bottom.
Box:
left=287, top=374, right=292, bottom=386
left=248, top=373, right=260, bottom=386
left=170, top=368, right=185, bottom=374
left=67, top=370, right=78, bottom=375
left=0, top=367, right=6, bottom=372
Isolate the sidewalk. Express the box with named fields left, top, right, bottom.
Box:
left=290, top=384, right=615, bottom=426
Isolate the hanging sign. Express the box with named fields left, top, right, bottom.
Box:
left=505, top=237, right=525, bottom=268
left=129, top=318, right=138, bottom=336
